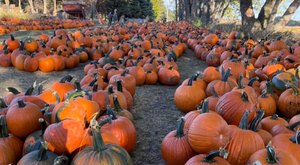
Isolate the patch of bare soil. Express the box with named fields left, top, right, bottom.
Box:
left=0, top=30, right=207, bottom=164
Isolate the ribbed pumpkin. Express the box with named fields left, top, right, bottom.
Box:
left=0, top=115, right=23, bottom=161
left=188, top=113, right=230, bottom=154
left=43, top=119, right=86, bottom=155
left=260, top=114, right=288, bottom=133
left=17, top=142, right=58, bottom=165
left=226, top=111, right=265, bottom=165
left=72, top=116, right=133, bottom=165
left=271, top=131, right=300, bottom=164
left=7, top=100, right=43, bottom=138
left=158, top=66, right=180, bottom=86
left=109, top=69, right=137, bottom=96
left=99, top=108, right=136, bottom=153
left=248, top=143, right=298, bottom=165
left=185, top=149, right=230, bottom=165
left=206, top=68, right=237, bottom=96
left=216, top=91, right=258, bottom=125
left=174, top=75, right=206, bottom=113
left=278, top=86, right=300, bottom=118
left=161, top=118, right=195, bottom=165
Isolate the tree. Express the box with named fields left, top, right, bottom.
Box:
left=177, top=0, right=232, bottom=26
left=53, top=0, right=56, bottom=16
left=43, top=0, right=47, bottom=14
left=28, top=0, right=36, bottom=13
left=239, top=0, right=300, bottom=32
left=151, top=0, right=166, bottom=21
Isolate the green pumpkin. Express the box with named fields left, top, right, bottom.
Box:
left=71, top=117, right=132, bottom=165
left=272, top=72, right=297, bottom=91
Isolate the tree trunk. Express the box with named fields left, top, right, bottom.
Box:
left=268, top=0, right=283, bottom=26
left=239, top=0, right=259, bottom=32
left=43, top=0, right=47, bottom=14
left=28, top=0, right=35, bottom=13
left=175, top=0, right=178, bottom=21
left=275, top=0, right=300, bottom=27
left=18, top=0, right=22, bottom=11
left=183, top=0, right=191, bottom=21
left=178, top=0, right=183, bottom=20
left=53, top=0, right=57, bottom=16
left=4, top=0, right=9, bottom=5
left=257, top=0, right=276, bottom=29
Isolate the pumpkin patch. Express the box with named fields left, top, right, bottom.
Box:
left=0, top=19, right=300, bottom=164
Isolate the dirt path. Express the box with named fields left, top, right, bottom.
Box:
left=0, top=30, right=207, bottom=164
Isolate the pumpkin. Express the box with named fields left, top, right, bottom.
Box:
left=260, top=114, right=288, bottom=133
left=158, top=66, right=180, bottom=85
left=226, top=111, right=265, bottom=165
left=271, top=71, right=297, bottom=92
left=248, top=143, right=298, bottom=165
left=24, top=53, right=39, bottom=72
left=17, top=142, right=58, bottom=165
left=43, top=119, right=86, bottom=154
left=112, top=96, right=134, bottom=122
left=6, top=100, right=43, bottom=138
left=220, top=58, right=245, bottom=80
left=248, top=110, right=272, bottom=146
left=49, top=75, right=75, bottom=102
left=0, top=46, right=12, bottom=67
left=145, top=70, right=158, bottom=85
left=289, top=114, right=300, bottom=130
left=114, top=80, right=133, bottom=110
left=216, top=91, right=257, bottom=125
left=258, top=81, right=277, bottom=117
left=202, top=67, right=221, bottom=83
left=206, top=68, right=237, bottom=96
left=185, top=149, right=230, bottom=165
left=23, top=118, right=47, bottom=155
left=6, top=34, right=20, bottom=52
left=0, top=115, right=23, bottom=161
left=183, top=99, right=214, bottom=130
left=278, top=86, right=300, bottom=118
left=72, top=116, right=133, bottom=165
left=188, top=113, right=230, bottom=154
left=107, top=86, right=128, bottom=110
left=99, top=108, right=136, bottom=152
left=39, top=56, right=55, bottom=72
left=272, top=131, right=300, bottom=164
left=174, top=75, right=206, bottom=113
left=128, top=57, right=146, bottom=85
left=109, top=69, right=136, bottom=96
left=0, top=141, right=16, bottom=165
left=161, top=118, right=195, bottom=165
left=203, top=34, right=219, bottom=45
left=24, top=37, right=38, bottom=53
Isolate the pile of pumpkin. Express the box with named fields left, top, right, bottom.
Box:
left=0, top=17, right=94, bottom=35
left=0, top=21, right=189, bottom=164
left=0, top=21, right=186, bottom=76
left=161, top=30, right=300, bottom=164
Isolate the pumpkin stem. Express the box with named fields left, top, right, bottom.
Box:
left=241, top=91, right=249, bottom=102
left=203, top=149, right=228, bottom=163
left=59, top=75, right=73, bottom=83
left=200, top=99, right=209, bottom=113
left=0, top=98, right=7, bottom=108
left=6, top=87, right=21, bottom=95
left=113, top=96, right=123, bottom=113
left=221, top=68, right=231, bottom=82
left=37, top=141, right=49, bottom=161
left=266, top=142, right=277, bottom=164
left=92, top=84, right=98, bottom=92
left=108, top=86, right=114, bottom=94
left=74, top=81, right=82, bottom=91
left=247, top=77, right=259, bottom=87
left=239, top=111, right=250, bottom=130
left=17, top=100, right=26, bottom=108
left=0, top=115, right=9, bottom=138
left=38, top=118, right=48, bottom=136
left=289, top=131, right=300, bottom=144
left=249, top=109, right=265, bottom=131
left=271, top=114, right=279, bottom=120
left=106, top=65, right=119, bottom=71
left=296, top=68, right=300, bottom=79
left=287, top=121, right=300, bottom=131
left=90, top=115, right=112, bottom=151
left=121, top=69, right=129, bottom=76
left=68, top=91, right=84, bottom=100
left=106, top=107, right=118, bottom=120
left=53, top=155, right=69, bottom=165
left=25, top=81, right=37, bottom=96
left=175, top=117, right=185, bottom=138
left=187, top=75, right=195, bottom=86
left=116, top=80, right=123, bottom=92
left=291, top=86, right=300, bottom=96
left=237, top=75, right=244, bottom=89
left=149, top=56, right=156, bottom=64
left=210, top=87, right=219, bottom=98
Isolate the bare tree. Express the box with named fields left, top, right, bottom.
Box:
left=43, top=0, right=47, bottom=14
left=28, top=0, right=36, bottom=13
left=4, top=0, right=10, bottom=5
left=275, top=0, right=300, bottom=27
left=53, top=0, right=57, bottom=16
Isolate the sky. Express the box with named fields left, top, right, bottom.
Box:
left=163, top=0, right=300, bottom=20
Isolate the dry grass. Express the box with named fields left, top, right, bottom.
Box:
left=0, top=6, right=38, bottom=20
